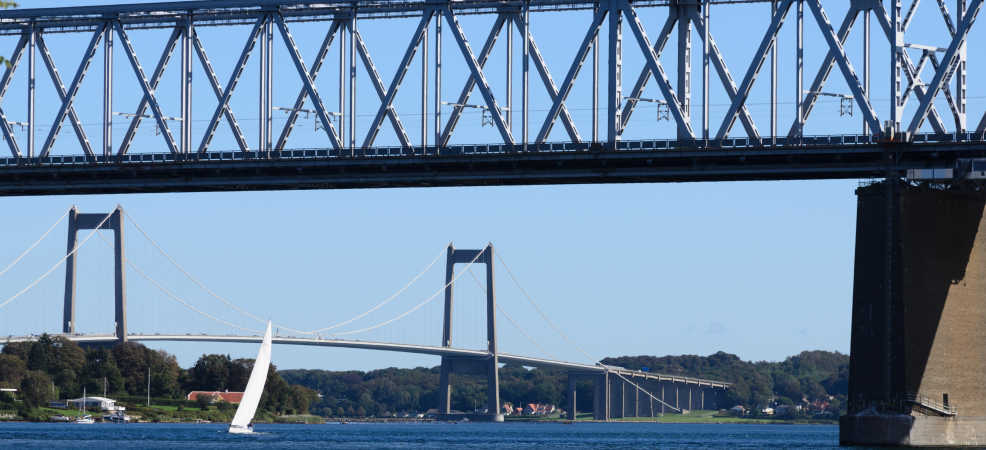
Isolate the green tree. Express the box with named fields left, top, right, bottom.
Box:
left=49, top=337, right=86, bottom=376
left=773, top=373, right=802, bottom=402
left=148, top=350, right=182, bottom=398
left=189, top=354, right=232, bottom=391
left=80, top=347, right=124, bottom=395
left=0, top=354, right=26, bottom=389
left=19, top=370, right=54, bottom=408
left=196, top=393, right=213, bottom=410
left=1, top=341, right=30, bottom=362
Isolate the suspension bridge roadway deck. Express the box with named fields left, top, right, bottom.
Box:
left=0, top=333, right=730, bottom=388
left=0, top=136, right=984, bottom=196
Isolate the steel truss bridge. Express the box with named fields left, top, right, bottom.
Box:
left=0, top=0, right=982, bottom=195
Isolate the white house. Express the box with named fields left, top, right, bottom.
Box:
left=66, top=396, right=124, bottom=412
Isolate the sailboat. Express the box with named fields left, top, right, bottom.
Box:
left=75, top=387, right=94, bottom=424
left=228, top=321, right=273, bottom=434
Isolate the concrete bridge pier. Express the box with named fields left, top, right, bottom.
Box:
left=674, top=382, right=680, bottom=411
left=644, top=382, right=653, bottom=417
left=841, top=181, right=986, bottom=446
left=643, top=381, right=654, bottom=417
left=629, top=379, right=639, bottom=417
left=567, top=374, right=577, bottom=420
left=687, top=385, right=693, bottom=411
left=593, top=372, right=610, bottom=420
left=611, top=376, right=624, bottom=419
left=657, top=381, right=668, bottom=416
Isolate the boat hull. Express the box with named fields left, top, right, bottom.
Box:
left=228, top=425, right=253, bottom=434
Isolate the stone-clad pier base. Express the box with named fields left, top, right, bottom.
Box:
left=841, top=182, right=986, bottom=446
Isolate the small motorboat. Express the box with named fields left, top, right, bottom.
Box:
left=103, top=412, right=131, bottom=423
left=74, top=414, right=94, bottom=424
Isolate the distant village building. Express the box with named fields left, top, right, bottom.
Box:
left=523, top=403, right=557, bottom=416
left=67, top=396, right=123, bottom=412
left=186, top=391, right=244, bottom=404
left=775, top=404, right=796, bottom=418
left=502, top=402, right=514, bottom=416
left=729, top=405, right=746, bottom=416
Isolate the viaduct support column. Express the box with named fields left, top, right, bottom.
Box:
left=567, top=374, right=577, bottom=420
left=611, top=375, right=624, bottom=419
left=593, top=372, right=611, bottom=420
left=660, top=381, right=665, bottom=415
left=630, top=379, right=639, bottom=417
left=688, top=385, right=693, bottom=411
left=841, top=182, right=986, bottom=446
left=438, top=359, right=452, bottom=414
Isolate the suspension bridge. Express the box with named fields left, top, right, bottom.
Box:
left=0, top=207, right=730, bottom=421
left=0, top=0, right=981, bottom=194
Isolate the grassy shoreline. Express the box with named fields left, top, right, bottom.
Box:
left=506, top=410, right=836, bottom=425
left=4, top=402, right=835, bottom=425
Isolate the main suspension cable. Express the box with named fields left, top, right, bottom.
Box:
left=332, top=248, right=485, bottom=337
left=495, top=250, right=596, bottom=362
left=95, top=231, right=262, bottom=335
left=125, top=210, right=446, bottom=337
left=290, top=245, right=447, bottom=335
left=0, top=209, right=70, bottom=279
left=0, top=210, right=113, bottom=310
left=124, top=210, right=269, bottom=325
left=466, top=267, right=555, bottom=359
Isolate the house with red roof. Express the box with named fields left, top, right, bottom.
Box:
left=186, top=391, right=244, bottom=404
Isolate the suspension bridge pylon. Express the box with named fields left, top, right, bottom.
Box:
left=439, top=242, right=501, bottom=421
left=63, top=206, right=127, bottom=342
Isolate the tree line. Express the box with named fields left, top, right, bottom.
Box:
left=602, top=350, right=848, bottom=413
left=0, top=336, right=847, bottom=418
left=283, top=350, right=848, bottom=417
left=0, top=335, right=318, bottom=416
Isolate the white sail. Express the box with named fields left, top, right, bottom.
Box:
left=229, top=321, right=272, bottom=433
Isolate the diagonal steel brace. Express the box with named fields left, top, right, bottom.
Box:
left=117, top=26, right=181, bottom=156
left=275, top=20, right=341, bottom=150
left=39, top=25, right=103, bottom=158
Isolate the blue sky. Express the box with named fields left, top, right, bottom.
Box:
left=0, top=0, right=980, bottom=370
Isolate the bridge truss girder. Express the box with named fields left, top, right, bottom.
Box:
left=0, top=0, right=981, bottom=164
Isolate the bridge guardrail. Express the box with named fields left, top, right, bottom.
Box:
left=5, top=133, right=986, bottom=168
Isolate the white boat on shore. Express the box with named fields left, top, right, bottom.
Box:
left=228, top=321, right=272, bottom=434
left=103, top=412, right=131, bottom=423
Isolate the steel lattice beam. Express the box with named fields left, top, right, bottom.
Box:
left=0, top=0, right=980, bottom=182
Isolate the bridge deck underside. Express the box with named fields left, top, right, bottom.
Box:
left=0, top=140, right=982, bottom=196
left=0, top=334, right=729, bottom=388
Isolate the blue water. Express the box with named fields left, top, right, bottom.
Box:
left=0, top=422, right=838, bottom=448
